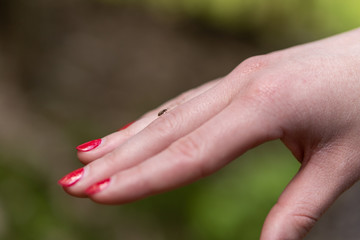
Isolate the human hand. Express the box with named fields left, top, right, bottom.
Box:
left=59, top=28, right=360, bottom=239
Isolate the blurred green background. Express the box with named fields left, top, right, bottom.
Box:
left=0, top=0, right=360, bottom=239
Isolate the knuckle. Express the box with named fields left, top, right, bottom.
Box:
left=119, top=128, right=134, bottom=138
left=227, top=54, right=283, bottom=94
left=241, top=79, right=288, bottom=131
left=292, top=213, right=318, bottom=234
left=290, top=207, right=318, bottom=237
left=248, top=77, right=284, bottom=103
left=234, top=77, right=285, bottom=118
left=151, top=110, right=181, bottom=137
left=103, top=151, right=117, bottom=165
left=234, top=54, right=271, bottom=75
left=286, top=201, right=319, bottom=236
left=169, top=135, right=202, bottom=162
left=272, top=201, right=319, bottom=240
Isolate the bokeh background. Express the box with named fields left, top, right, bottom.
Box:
left=1, top=0, right=360, bottom=239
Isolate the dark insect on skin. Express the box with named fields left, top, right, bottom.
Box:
left=158, top=108, right=167, bottom=116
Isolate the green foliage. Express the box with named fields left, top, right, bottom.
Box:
left=187, top=141, right=298, bottom=240
left=103, top=0, right=360, bottom=45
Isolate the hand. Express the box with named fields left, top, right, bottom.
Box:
left=59, top=28, right=360, bottom=240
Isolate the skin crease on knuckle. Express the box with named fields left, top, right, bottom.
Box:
left=235, top=55, right=271, bottom=75
left=148, top=110, right=182, bottom=138
left=277, top=210, right=316, bottom=240
left=169, top=135, right=202, bottom=164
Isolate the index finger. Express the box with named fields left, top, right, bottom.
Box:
left=76, top=78, right=222, bottom=164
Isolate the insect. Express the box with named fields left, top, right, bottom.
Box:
left=158, top=108, right=167, bottom=116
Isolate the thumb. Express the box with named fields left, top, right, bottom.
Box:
left=260, top=148, right=360, bottom=240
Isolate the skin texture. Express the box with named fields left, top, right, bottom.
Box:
left=61, top=28, right=360, bottom=239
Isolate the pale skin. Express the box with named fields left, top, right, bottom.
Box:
left=61, top=28, right=360, bottom=239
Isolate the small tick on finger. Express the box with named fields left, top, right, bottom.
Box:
left=158, top=109, right=167, bottom=116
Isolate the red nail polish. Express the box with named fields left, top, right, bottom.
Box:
left=58, top=168, right=84, bottom=187
left=118, top=121, right=134, bottom=131
left=85, top=178, right=110, bottom=195
left=76, top=139, right=102, bottom=152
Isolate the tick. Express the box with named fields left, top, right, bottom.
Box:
left=158, top=108, right=167, bottom=116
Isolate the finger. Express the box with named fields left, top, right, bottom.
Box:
left=76, top=78, right=221, bottom=164
left=63, top=77, right=238, bottom=196
left=85, top=95, right=283, bottom=204
left=140, top=78, right=221, bottom=119
left=76, top=116, right=152, bottom=164
left=260, top=145, right=360, bottom=240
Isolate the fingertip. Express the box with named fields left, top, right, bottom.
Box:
left=61, top=186, right=89, bottom=198
left=76, top=139, right=102, bottom=152
left=58, top=168, right=84, bottom=187
left=76, top=138, right=105, bottom=164
left=77, top=151, right=96, bottom=165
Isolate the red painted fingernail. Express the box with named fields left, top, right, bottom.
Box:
left=76, top=139, right=102, bottom=152
left=58, top=168, right=84, bottom=187
left=118, top=121, right=134, bottom=131
left=85, top=178, right=110, bottom=195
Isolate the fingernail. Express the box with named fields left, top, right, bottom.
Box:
left=76, top=139, right=102, bottom=152
left=85, top=178, right=110, bottom=195
left=118, top=121, right=134, bottom=131
left=58, top=168, right=84, bottom=187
